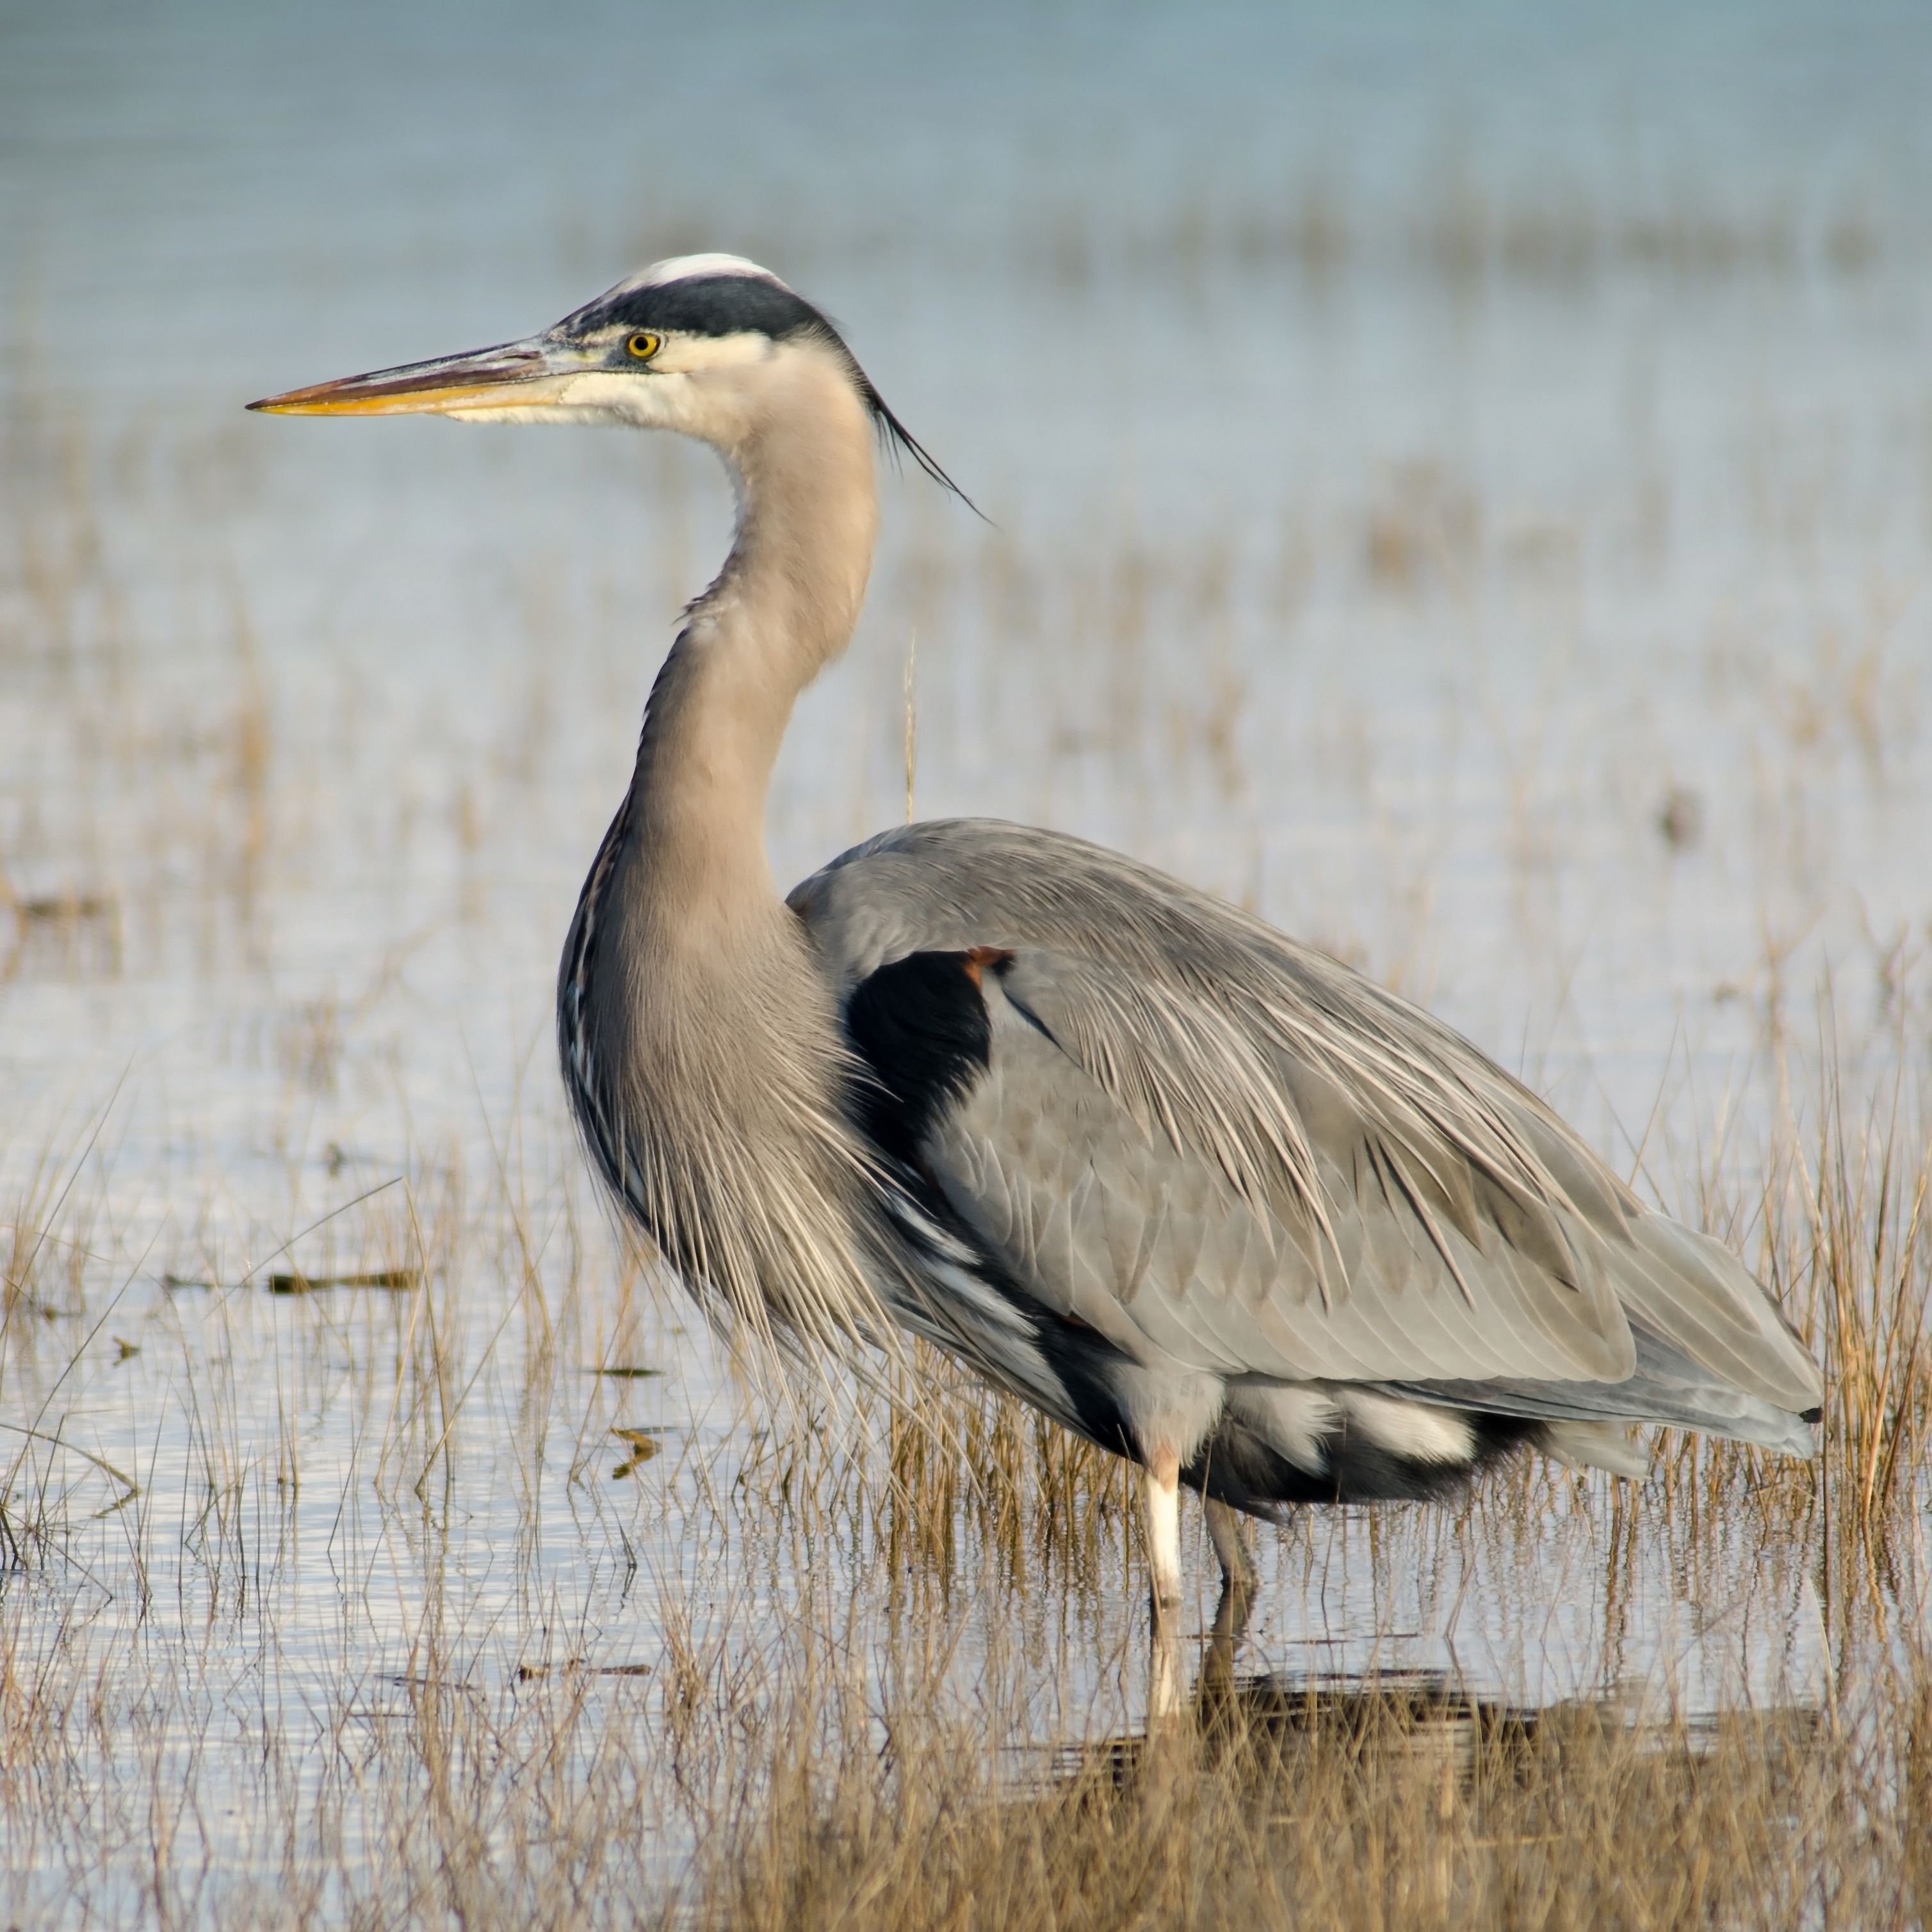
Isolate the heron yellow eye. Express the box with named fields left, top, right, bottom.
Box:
left=626, top=332, right=662, bottom=362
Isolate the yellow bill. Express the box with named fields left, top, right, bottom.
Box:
left=248, top=337, right=565, bottom=416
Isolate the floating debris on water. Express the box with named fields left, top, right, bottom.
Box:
left=515, top=1660, right=653, bottom=1683
left=10, top=889, right=117, bottom=925
left=611, top=1427, right=662, bottom=1479
left=1657, top=784, right=1705, bottom=850
left=166, top=1269, right=421, bottom=1293
left=266, top=1268, right=420, bottom=1294
left=1, top=875, right=122, bottom=974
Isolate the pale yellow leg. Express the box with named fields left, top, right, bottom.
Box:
left=1144, top=1452, right=1183, bottom=1722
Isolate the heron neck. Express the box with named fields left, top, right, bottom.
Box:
left=625, top=374, right=879, bottom=939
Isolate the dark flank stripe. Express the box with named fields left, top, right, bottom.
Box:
left=556, top=786, right=644, bottom=1226
left=1186, top=1409, right=1536, bottom=1516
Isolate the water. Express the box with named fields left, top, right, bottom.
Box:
left=1, top=1, right=1928, bottom=1919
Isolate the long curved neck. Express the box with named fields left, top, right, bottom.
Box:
left=558, top=353, right=891, bottom=1351
left=626, top=361, right=879, bottom=942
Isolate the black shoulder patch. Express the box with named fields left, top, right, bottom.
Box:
left=564, top=275, right=833, bottom=343
left=843, top=950, right=1006, bottom=1166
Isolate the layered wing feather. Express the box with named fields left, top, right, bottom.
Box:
left=791, top=818, right=1822, bottom=1417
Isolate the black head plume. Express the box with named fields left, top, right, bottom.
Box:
left=564, top=266, right=982, bottom=518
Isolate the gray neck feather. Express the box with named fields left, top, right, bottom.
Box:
left=631, top=352, right=878, bottom=934
left=563, top=348, right=891, bottom=1354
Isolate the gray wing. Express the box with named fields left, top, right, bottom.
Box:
left=791, top=818, right=1822, bottom=1418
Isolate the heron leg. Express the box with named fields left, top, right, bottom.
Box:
left=1193, top=1498, right=1258, bottom=1723
left=1144, top=1451, right=1184, bottom=1615
left=1204, top=1495, right=1258, bottom=1596
left=1144, top=1452, right=1184, bottom=1722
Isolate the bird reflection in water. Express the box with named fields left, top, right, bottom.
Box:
left=1074, top=1577, right=1820, bottom=1801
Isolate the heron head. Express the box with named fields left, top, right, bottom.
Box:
left=248, top=253, right=962, bottom=496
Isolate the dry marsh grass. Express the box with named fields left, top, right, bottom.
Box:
left=4, top=192, right=1932, bottom=1925
left=1, top=1052, right=1928, bottom=1928
left=703, top=1675, right=1928, bottom=1932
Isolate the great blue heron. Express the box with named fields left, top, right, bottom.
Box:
left=252, top=254, right=1823, bottom=1700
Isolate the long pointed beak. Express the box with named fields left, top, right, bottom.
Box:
left=247, top=336, right=570, bottom=416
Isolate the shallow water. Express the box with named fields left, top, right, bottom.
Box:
left=2, top=1, right=1929, bottom=1919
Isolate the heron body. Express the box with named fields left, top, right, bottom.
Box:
left=254, top=255, right=1824, bottom=1673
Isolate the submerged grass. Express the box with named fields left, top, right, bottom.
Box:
left=706, top=1675, right=1924, bottom=1931
left=0, top=1000, right=1926, bottom=1926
